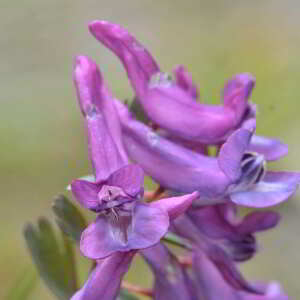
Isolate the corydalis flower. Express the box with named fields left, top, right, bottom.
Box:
left=71, top=55, right=198, bottom=259
left=115, top=101, right=300, bottom=208
left=88, top=20, right=256, bottom=144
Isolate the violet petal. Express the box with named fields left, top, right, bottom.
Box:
left=89, top=20, right=160, bottom=96
left=248, top=135, right=288, bottom=161
left=108, top=164, right=144, bottom=197
left=71, top=251, right=135, bottom=300
left=80, top=202, right=169, bottom=259
left=230, top=171, right=300, bottom=207
left=73, top=56, right=127, bottom=181
left=71, top=179, right=101, bottom=210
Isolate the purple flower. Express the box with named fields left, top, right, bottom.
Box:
left=88, top=20, right=257, bottom=144
left=71, top=55, right=198, bottom=260
left=193, top=250, right=288, bottom=300
left=115, top=100, right=300, bottom=208
left=142, top=243, right=197, bottom=300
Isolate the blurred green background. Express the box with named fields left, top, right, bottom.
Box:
left=1, top=0, right=300, bottom=299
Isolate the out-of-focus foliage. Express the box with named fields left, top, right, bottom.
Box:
left=24, top=218, right=78, bottom=299
left=5, top=268, right=37, bottom=300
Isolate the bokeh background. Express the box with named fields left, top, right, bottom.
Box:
left=1, top=0, right=300, bottom=298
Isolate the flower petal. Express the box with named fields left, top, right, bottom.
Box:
left=88, top=20, right=160, bottom=96
left=248, top=135, right=288, bottom=161
left=237, top=211, right=280, bottom=235
left=152, top=192, right=199, bottom=221
left=230, top=171, right=300, bottom=207
left=108, top=164, right=144, bottom=197
left=80, top=202, right=169, bottom=259
left=71, top=179, right=100, bottom=210
left=142, top=243, right=195, bottom=300
left=218, top=119, right=256, bottom=182
left=222, top=73, right=256, bottom=125
left=173, top=65, right=199, bottom=99
left=116, top=100, right=230, bottom=196
left=193, top=250, right=260, bottom=299
left=71, top=252, right=135, bottom=300
left=73, top=55, right=127, bottom=181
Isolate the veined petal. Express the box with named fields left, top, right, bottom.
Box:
left=80, top=202, right=169, bottom=259
left=108, top=164, right=144, bottom=197
left=173, top=65, right=199, bottom=99
left=71, top=179, right=100, bottom=210
left=73, top=56, right=128, bottom=181
left=71, top=252, right=135, bottom=300
left=248, top=135, right=288, bottom=161
left=230, top=171, right=300, bottom=207
left=88, top=20, right=160, bottom=96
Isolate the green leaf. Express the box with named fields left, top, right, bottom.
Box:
left=128, top=98, right=149, bottom=124
left=52, top=194, right=87, bottom=243
left=118, top=289, right=140, bottom=300
left=162, top=232, right=192, bottom=250
left=5, top=268, right=37, bottom=300
left=23, top=217, right=78, bottom=300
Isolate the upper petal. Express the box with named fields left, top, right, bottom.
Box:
left=248, top=135, right=288, bottom=161
left=173, top=65, right=199, bottom=99
left=218, top=119, right=256, bottom=182
left=108, top=164, right=144, bottom=197
left=230, top=171, right=300, bottom=207
left=222, top=73, right=256, bottom=126
left=73, top=55, right=127, bottom=181
left=88, top=20, right=160, bottom=96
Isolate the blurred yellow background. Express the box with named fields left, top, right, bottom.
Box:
left=1, top=0, right=300, bottom=299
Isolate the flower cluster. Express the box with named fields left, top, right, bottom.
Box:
left=70, top=21, right=299, bottom=300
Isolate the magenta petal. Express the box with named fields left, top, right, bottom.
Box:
left=80, top=202, right=169, bottom=259
left=108, top=164, right=144, bottom=197
left=248, top=135, right=288, bottom=161
left=152, top=192, right=199, bottom=221
left=89, top=20, right=160, bottom=96
left=218, top=120, right=255, bottom=182
left=173, top=65, right=199, bottom=99
left=71, top=179, right=100, bottom=210
left=71, top=252, right=135, bottom=300
left=230, top=171, right=300, bottom=208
